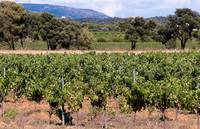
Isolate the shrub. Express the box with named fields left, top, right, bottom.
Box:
left=165, top=39, right=176, bottom=49
left=97, top=38, right=107, bottom=42
left=32, top=31, right=40, bottom=41
left=4, top=108, right=17, bottom=120
left=112, top=38, right=123, bottom=42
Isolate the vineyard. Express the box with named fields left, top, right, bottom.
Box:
left=0, top=52, right=200, bottom=129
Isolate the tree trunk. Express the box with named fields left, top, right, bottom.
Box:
left=49, top=42, right=57, bottom=50
left=11, top=39, right=15, bottom=50
left=131, top=41, right=136, bottom=50
left=7, top=42, right=12, bottom=49
left=181, top=40, right=186, bottom=50
left=20, top=38, right=24, bottom=48
left=161, top=109, right=166, bottom=129
left=197, top=111, right=200, bottom=129
left=175, top=108, right=179, bottom=121
left=148, top=107, right=154, bottom=119
left=46, top=41, right=50, bottom=50
left=76, top=112, right=79, bottom=129
left=1, top=101, right=4, bottom=118
left=103, top=108, right=108, bottom=129
left=133, top=112, right=137, bottom=122
left=48, top=111, right=51, bottom=126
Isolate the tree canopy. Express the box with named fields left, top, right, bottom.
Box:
left=119, top=17, right=156, bottom=50
left=39, top=14, right=93, bottom=50
left=0, top=2, right=93, bottom=50
left=156, top=8, right=200, bottom=49
left=0, top=1, right=27, bottom=50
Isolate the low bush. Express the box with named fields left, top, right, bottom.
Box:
left=4, top=108, right=17, bottom=120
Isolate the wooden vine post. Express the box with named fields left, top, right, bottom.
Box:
left=61, top=75, right=65, bottom=126
left=1, top=67, right=6, bottom=118
left=197, top=111, right=199, bottom=129
left=133, top=68, right=136, bottom=84
left=133, top=68, right=137, bottom=122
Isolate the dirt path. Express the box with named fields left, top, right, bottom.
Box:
left=0, top=49, right=199, bottom=55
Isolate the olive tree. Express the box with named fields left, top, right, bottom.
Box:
left=119, top=17, right=156, bottom=50
left=0, top=1, right=27, bottom=50
left=156, top=8, right=200, bottom=49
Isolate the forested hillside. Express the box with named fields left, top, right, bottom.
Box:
left=21, top=3, right=111, bottom=19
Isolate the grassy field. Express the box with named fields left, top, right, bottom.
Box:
left=92, top=40, right=200, bottom=50
left=93, top=31, right=126, bottom=42
left=0, top=40, right=47, bottom=50
left=1, top=40, right=200, bottom=51
left=92, top=31, right=200, bottom=50
left=0, top=31, right=200, bottom=50
left=91, top=41, right=166, bottom=50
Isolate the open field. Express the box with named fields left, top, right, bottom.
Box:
left=0, top=32, right=200, bottom=51
left=93, top=31, right=126, bottom=42
left=91, top=41, right=165, bottom=50
left=0, top=40, right=199, bottom=51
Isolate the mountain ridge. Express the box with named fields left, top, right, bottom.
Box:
left=20, top=3, right=111, bottom=20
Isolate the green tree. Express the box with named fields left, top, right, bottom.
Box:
left=0, top=1, right=27, bottom=50
left=39, top=14, right=93, bottom=50
left=155, top=25, right=177, bottom=49
left=119, top=17, right=156, bottom=50
left=39, top=13, right=55, bottom=49
left=25, top=12, right=42, bottom=40
left=157, top=8, right=200, bottom=49
left=75, top=27, right=93, bottom=49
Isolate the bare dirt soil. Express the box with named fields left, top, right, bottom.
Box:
left=0, top=97, right=198, bottom=129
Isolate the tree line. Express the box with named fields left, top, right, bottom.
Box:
left=0, top=1, right=93, bottom=50
left=0, top=2, right=200, bottom=50
left=119, top=8, right=200, bottom=50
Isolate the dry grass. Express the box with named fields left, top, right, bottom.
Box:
left=0, top=49, right=199, bottom=55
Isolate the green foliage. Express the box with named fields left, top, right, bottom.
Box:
left=76, top=27, right=94, bottom=49
left=38, top=13, right=93, bottom=50
left=0, top=2, right=93, bottom=50
left=127, top=84, right=147, bottom=113
left=0, top=68, right=9, bottom=103
left=0, top=1, right=27, bottom=50
left=84, top=22, right=120, bottom=32
left=97, top=38, right=107, bottom=42
left=119, top=17, right=157, bottom=50
left=156, top=8, right=200, bottom=49
left=93, top=31, right=126, bottom=43
left=0, top=53, right=200, bottom=124
left=165, top=39, right=177, bottom=49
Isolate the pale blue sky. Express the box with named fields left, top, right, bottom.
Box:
left=16, top=0, right=200, bottom=18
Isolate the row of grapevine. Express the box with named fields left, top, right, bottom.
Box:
left=0, top=52, right=200, bottom=128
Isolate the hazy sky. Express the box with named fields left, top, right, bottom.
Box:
left=16, top=0, right=200, bottom=18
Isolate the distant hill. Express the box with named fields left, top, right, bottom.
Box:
left=20, top=3, right=111, bottom=20
left=146, top=16, right=167, bottom=24
left=77, top=17, right=124, bottom=24
left=77, top=16, right=167, bottom=25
